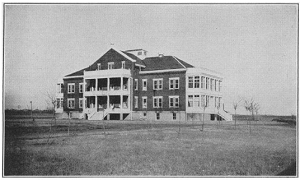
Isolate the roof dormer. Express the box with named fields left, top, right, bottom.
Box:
left=124, top=49, right=147, bottom=60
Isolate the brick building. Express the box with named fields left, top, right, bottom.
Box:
left=55, top=47, right=232, bottom=121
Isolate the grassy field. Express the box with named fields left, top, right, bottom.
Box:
left=4, top=116, right=297, bottom=176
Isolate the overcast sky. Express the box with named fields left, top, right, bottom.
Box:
left=4, top=4, right=298, bottom=115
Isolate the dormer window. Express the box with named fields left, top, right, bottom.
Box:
left=97, top=63, right=101, bottom=70
left=108, top=62, right=114, bottom=69
left=138, top=51, right=142, bottom=55
left=122, top=61, right=125, bottom=69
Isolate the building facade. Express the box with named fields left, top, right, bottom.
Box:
left=55, top=47, right=232, bottom=121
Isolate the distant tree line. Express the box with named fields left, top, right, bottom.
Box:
left=5, top=109, right=53, bottom=116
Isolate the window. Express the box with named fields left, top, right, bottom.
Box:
left=144, top=112, right=147, bottom=117
left=206, top=95, right=210, bottom=107
left=188, top=77, right=193, bottom=88
left=173, top=113, right=177, bottom=120
left=169, top=77, right=179, bottom=89
left=134, top=79, right=138, bottom=90
left=56, top=98, right=61, bottom=108
left=79, top=83, right=83, bottom=93
left=219, top=81, right=221, bottom=92
left=215, top=97, right=217, bottom=107
left=108, top=62, right=114, bottom=69
left=188, top=95, right=193, bottom=107
left=138, top=51, right=142, bottom=55
left=194, top=95, right=200, bottom=107
left=201, top=76, right=205, bottom=89
left=67, top=98, right=75, bottom=109
left=169, top=96, right=179, bottom=108
left=57, top=83, right=63, bottom=93
left=219, top=97, right=222, bottom=108
left=134, top=96, right=138, bottom=108
left=206, top=77, right=210, bottom=90
left=201, top=95, right=206, bottom=107
left=153, top=96, right=163, bottom=108
left=194, top=76, right=200, bottom=88
left=153, top=79, right=163, bottom=90
left=79, top=98, right=83, bottom=108
left=142, top=79, right=147, bottom=91
left=212, top=79, right=215, bottom=91
left=122, top=61, right=125, bottom=69
left=97, top=63, right=101, bottom=70
left=210, top=79, right=213, bottom=90
left=142, top=96, right=147, bottom=108
left=68, top=83, right=75, bottom=93
left=156, top=113, right=160, bottom=120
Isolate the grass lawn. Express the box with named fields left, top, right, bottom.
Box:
left=4, top=117, right=297, bottom=176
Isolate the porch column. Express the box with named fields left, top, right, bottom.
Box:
left=95, top=78, right=98, bottom=91
left=121, top=77, right=123, bottom=90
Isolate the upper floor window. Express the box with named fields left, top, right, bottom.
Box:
left=153, top=79, right=163, bottom=90
left=206, top=77, right=209, bottom=90
left=138, top=51, right=142, bottom=55
left=134, top=96, right=138, bottom=108
left=188, top=77, right=193, bottom=88
left=142, top=79, right=147, bottom=91
left=194, top=76, right=200, bottom=88
left=194, top=95, right=200, bottom=107
left=210, top=79, right=213, bottom=90
left=169, top=77, right=179, bottom=90
left=134, top=79, right=138, bottom=90
left=142, top=96, right=147, bottom=108
left=215, top=80, right=217, bottom=91
left=97, top=63, right=101, bottom=70
left=153, top=96, right=163, bottom=108
left=108, top=62, right=114, bottom=69
left=122, top=61, right=125, bottom=69
left=79, top=83, right=83, bottom=93
left=67, top=98, right=75, bottom=109
left=169, top=96, right=179, bottom=108
left=201, top=95, right=206, bottom=107
left=212, top=79, right=215, bottom=91
left=201, top=76, right=205, bottom=89
left=68, top=83, right=75, bottom=94
left=219, top=81, right=221, bottom=92
left=57, top=83, right=64, bottom=93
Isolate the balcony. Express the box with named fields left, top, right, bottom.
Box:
left=84, top=68, right=131, bottom=78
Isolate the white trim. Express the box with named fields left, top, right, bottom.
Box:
left=108, top=62, right=114, bottom=69
left=134, top=96, right=138, bottom=108
left=63, top=75, right=83, bottom=79
left=79, top=98, right=83, bottom=108
left=142, top=96, right=147, bottom=109
left=153, top=96, right=163, bottom=108
left=135, top=63, right=146, bottom=68
left=68, top=83, right=75, bottom=94
left=121, top=61, right=125, bottom=69
left=134, top=79, right=138, bottom=91
left=67, top=98, right=75, bottom=109
left=169, top=96, right=179, bottom=108
left=153, top=78, right=163, bottom=90
left=79, top=83, right=83, bottom=93
left=112, top=47, right=136, bottom=62
left=139, top=68, right=186, bottom=74
left=169, top=77, right=179, bottom=90
left=172, top=56, right=186, bottom=69
left=142, top=79, right=147, bottom=91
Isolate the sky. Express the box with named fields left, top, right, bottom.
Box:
left=4, top=4, right=298, bottom=115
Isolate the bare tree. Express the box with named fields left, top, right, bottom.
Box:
left=244, top=98, right=260, bottom=134
left=45, top=92, right=57, bottom=126
left=233, top=99, right=242, bottom=129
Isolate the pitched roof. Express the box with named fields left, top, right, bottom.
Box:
left=142, top=56, right=194, bottom=71
left=65, top=67, right=87, bottom=77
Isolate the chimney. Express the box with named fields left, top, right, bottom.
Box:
left=158, top=53, right=164, bottom=58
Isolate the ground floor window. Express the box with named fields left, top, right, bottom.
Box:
left=56, top=98, right=63, bottom=108
left=156, top=113, right=160, bottom=120
left=169, top=96, right=179, bottom=108
left=173, top=113, right=177, bottom=120
left=153, top=96, right=163, bottom=108
left=67, top=98, right=75, bottom=109
left=79, top=98, right=83, bottom=108
left=144, top=112, right=147, bottom=117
